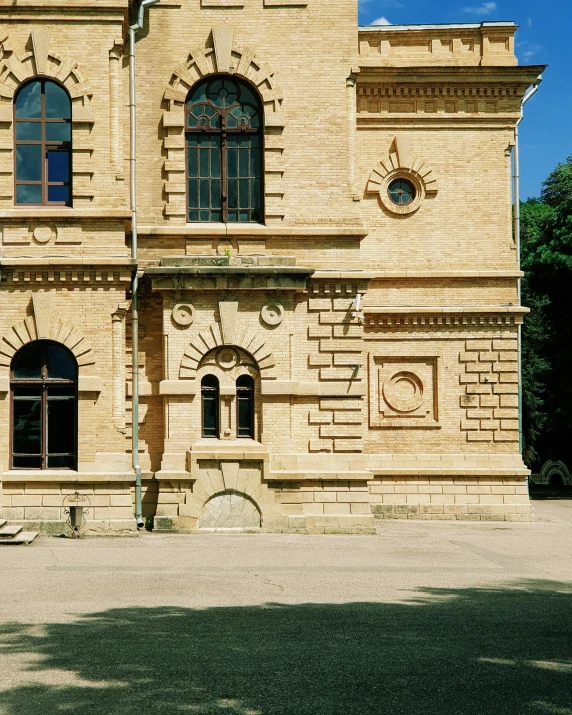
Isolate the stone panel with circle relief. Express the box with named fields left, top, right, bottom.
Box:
left=368, top=355, right=439, bottom=428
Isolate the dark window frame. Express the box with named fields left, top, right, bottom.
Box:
left=10, top=340, right=78, bottom=470
left=201, top=374, right=220, bottom=438
left=236, top=374, right=255, bottom=439
left=14, top=78, right=72, bottom=207
left=185, top=75, right=264, bottom=224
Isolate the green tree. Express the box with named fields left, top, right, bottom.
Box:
left=520, top=155, right=572, bottom=467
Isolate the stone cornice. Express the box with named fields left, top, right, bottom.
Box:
left=357, top=65, right=546, bottom=87
left=365, top=305, right=528, bottom=328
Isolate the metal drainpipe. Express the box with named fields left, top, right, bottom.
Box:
left=514, top=75, right=542, bottom=457
left=129, top=0, right=161, bottom=528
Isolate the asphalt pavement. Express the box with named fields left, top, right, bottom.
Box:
left=0, top=497, right=571, bottom=715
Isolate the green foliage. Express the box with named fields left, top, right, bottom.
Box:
left=521, top=155, right=572, bottom=467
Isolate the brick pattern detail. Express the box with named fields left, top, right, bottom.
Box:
left=460, top=338, right=519, bottom=443
left=307, top=281, right=367, bottom=453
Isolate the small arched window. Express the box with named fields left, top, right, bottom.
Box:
left=14, top=79, right=72, bottom=206
left=11, top=341, right=78, bottom=469
left=186, top=76, right=263, bottom=223
left=201, top=375, right=220, bottom=438
left=236, top=374, right=254, bottom=439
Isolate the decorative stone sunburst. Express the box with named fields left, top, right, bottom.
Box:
left=366, top=136, right=439, bottom=215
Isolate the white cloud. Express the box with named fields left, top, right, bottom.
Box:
left=371, top=16, right=392, bottom=25
left=461, top=2, right=497, bottom=15
left=527, top=17, right=533, bottom=27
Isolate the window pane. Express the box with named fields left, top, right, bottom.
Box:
left=13, top=399, right=41, bottom=455
left=47, top=399, right=75, bottom=455
left=48, top=455, right=75, bottom=469
left=47, top=150, right=69, bottom=182
left=188, top=209, right=199, bottom=222
left=46, top=344, right=77, bottom=381
left=13, top=386, right=42, bottom=398
left=16, top=145, right=42, bottom=181
left=227, top=147, right=237, bottom=179
left=199, top=178, right=209, bottom=209
left=12, top=342, right=43, bottom=379
left=16, top=184, right=42, bottom=205
left=228, top=180, right=238, bottom=209
left=16, top=122, right=42, bottom=141
left=202, top=395, right=218, bottom=436
left=238, top=396, right=253, bottom=437
left=13, top=456, right=42, bottom=469
left=211, top=144, right=221, bottom=179
left=188, top=179, right=198, bottom=209
left=199, top=147, right=209, bottom=177
left=47, top=384, right=76, bottom=397
left=239, top=180, right=249, bottom=208
left=46, top=123, right=71, bottom=142
left=211, top=179, right=221, bottom=210
left=48, top=185, right=69, bottom=203
left=238, top=149, right=248, bottom=178
left=15, top=81, right=41, bottom=119
left=188, top=140, right=198, bottom=177
left=45, top=81, right=71, bottom=119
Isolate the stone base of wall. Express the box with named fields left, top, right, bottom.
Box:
left=0, top=473, right=533, bottom=533
left=372, top=504, right=533, bottom=521
left=368, top=475, right=533, bottom=522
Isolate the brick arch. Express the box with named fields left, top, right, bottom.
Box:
left=161, top=26, right=285, bottom=220
left=179, top=322, right=277, bottom=380
left=0, top=29, right=93, bottom=115
left=0, top=316, right=96, bottom=376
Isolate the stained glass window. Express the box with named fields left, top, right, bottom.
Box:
left=186, top=76, right=263, bottom=223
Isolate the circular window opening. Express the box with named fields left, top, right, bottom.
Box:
left=388, top=179, right=416, bottom=206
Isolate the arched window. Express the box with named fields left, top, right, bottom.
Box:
left=10, top=341, right=77, bottom=469
left=201, top=375, right=220, bottom=438
left=236, top=374, right=254, bottom=438
left=14, top=79, right=72, bottom=206
left=186, top=76, right=263, bottom=223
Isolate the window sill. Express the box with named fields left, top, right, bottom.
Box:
left=138, top=224, right=368, bottom=238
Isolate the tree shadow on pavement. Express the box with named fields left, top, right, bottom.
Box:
left=0, top=580, right=571, bottom=715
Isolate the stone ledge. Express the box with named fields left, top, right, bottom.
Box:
left=0, top=209, right=130, bottom=220
left=1, top=471, right=135, bottom=483
left=139, top=225, right=368, bottom=237
left=269, top=471, right=371, bottom=481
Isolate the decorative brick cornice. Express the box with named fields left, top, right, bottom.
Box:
left=365, top=306, right=527, bottom=329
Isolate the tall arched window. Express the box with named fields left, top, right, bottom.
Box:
left=11, top=341, right=78, bottom=469
left=14, top=79, right=72, bottom=206
left=186, top=76, right=263, bottom=223
left=236, top=374, right=254, bottom=438
left=201, top=375, right=220, bottom=438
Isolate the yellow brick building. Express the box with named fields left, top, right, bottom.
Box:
left=0, top=1, right=544, bottom=533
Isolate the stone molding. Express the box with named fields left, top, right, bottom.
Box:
left=180, top=321, right=277, bottom=379
left=0, top=29, right=95, bottom=203
left=0, top=305, right=96, bottom=376
left=365, top=306, right=527, bottom=329
left=161, top=27, right=286, bottom=221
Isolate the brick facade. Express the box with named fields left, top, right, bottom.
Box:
left=0, top=2, right=543, bottom=532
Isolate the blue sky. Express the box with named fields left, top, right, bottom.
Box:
left=358, top=0, right=571, bottom=200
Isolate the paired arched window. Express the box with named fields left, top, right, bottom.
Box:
left=200, top=374, right=255, bottom=439
left=186, top=76, right=263, bottom=223
left=14, top=79, right=72, bottom=206
left=10, top=341, right=78, bottom=469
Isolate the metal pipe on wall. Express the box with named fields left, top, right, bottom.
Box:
left=129, top=0, right=161, bottom=528
left=513, top=75, right=542, bottom=457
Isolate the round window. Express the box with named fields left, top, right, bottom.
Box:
left=388, top=179, right=416, bottom=206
